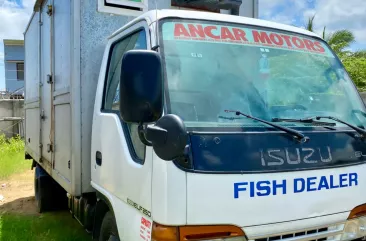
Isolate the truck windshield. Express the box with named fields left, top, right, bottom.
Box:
left=159, top=19, right=366, bottom=131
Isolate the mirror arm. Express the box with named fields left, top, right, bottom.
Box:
left=138, top=124, right=153, bottom=146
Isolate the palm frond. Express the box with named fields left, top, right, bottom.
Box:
left=305, top=15, right=316, bottom=32
left=327, top=30, right=355, bottom=47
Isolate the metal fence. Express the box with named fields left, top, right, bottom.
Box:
left=0, top=99, right=24, bottom=138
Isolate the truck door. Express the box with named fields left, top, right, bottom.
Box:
left=91, top=21, right=153, bottom=238
left=40, top=1, right=53, bottom=165
left=52, top=0, right=72, bottom=187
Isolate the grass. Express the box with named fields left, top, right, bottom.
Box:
left=0, top=134, right=30, bottom=180
left=0, top=135, right=91, bottom=241
left=0, top=212, right=91, bottom=241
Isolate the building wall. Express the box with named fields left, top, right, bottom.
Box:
left=4, top=45, right=25, bottom=61
left=4, top=62, right=24, bottom=92
left=4, top=44, right=25, bottom=93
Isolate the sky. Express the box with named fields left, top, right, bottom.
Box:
left=1, top=0, right=366, bottom=90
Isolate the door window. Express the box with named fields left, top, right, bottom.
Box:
left=103, top=29, right=147, bottom=163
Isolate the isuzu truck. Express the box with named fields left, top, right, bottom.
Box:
left=24, top=0, right=366, bottom=241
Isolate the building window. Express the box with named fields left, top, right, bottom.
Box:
left=16, top=63, right=24, bottom=81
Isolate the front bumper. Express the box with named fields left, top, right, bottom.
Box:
left=243, top=212, right=366, bottom=241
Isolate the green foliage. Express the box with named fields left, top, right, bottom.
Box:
left=304, top=15, right=366, bottom=91
left=0, top=134, right=29, bottom=180
left=349, top=51, right=366, bottom=58
left=267, top=52, right=344, bottom=106
left=0, top=212, right=91, bottom=241
left=322, top=26, right=326, bottom=40
left=305, top=15, right=315, bottom=32
left=326, top=30, right=355, bottom=55
left=342, top=57, right=366, bottom=91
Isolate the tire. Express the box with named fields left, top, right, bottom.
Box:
left=34, top=171, right=53, bottom=213
left=99, top=211, right=120, bottom=241
left=34, top=166, right=68, bottom=213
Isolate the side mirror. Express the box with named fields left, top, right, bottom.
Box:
left=146, top=114, right=188, bottom=161
left=119, top=50, right=163, bottom=123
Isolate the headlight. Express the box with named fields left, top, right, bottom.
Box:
left=341, top=216, right=366, bottom=240
left=341, top=203, right=366, bottom=240
left=152, top=223, right=246, bottom=241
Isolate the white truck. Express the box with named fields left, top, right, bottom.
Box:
left=24, top=0, right=366, bottom=241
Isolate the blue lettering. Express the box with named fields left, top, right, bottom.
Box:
left=318, top=176, right=329, bottom=190
left=234, top=173, right=358, bottom=198
left=349, top=173, right=358, bottom=186
left=273, top=180, right=286, bottom=195
left=294, top=178, right=305, bottom=193
left=250, top=182, right=255, bottom=197
left=234, top=182, right=247, bottom=199
left=307, top=177, right=317, bottom=191
left=257, top=181, right=271, bottom=196
left=339, top=174, right=348, bottom=188
left=330, top=175, right=339, bottom=189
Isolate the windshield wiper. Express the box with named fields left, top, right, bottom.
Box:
left=273, top=116, right=366, bottom=138
left=272, top=117, right=336, bottom=126
left=223, top=110, right=310, bottom=143
left=315, top=116, right=366, bottom=138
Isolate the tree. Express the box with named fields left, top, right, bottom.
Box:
left=305, top=15, right=315, bottom=32
left=305, top=15, right=356, bottom=56
left=342, top=56, right=366, bottom=91
left=304, top=15, right=366, bottom=91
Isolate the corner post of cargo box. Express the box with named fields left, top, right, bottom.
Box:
left=47, top=0, right=56, bottom=170
left=34, top=1, right=43, bottom=164
left=70, top=0, right=82, bottom=196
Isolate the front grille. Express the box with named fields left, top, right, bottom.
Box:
left=250, top=223, right=345, bottom=241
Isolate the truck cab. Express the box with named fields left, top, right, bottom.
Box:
left=24, top=1, right=366, bottom=240
left=91, top=9, right=366, bottom=241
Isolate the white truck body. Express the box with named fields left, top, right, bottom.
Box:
left=24, top=1, right=366, bottom=241
left=24, top=0, right=258, bottom=197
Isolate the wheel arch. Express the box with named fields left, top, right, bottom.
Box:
left=93, top=191, right=116, bottom=240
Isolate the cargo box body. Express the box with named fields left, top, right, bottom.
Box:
left=24, top=0, right=258, bottom=196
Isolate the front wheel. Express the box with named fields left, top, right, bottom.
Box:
left=99, top=211, right=120, bottom=241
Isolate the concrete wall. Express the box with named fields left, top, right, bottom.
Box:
left=0, top=100, right=24, bottom=138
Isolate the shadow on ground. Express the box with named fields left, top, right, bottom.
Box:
left=0, top=196, right=91, bottom=241
left=0, top=196, right=37, bottom=215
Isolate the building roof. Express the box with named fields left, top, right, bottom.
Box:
left=3, top=39, right=24, bottom=46
left=110, top=9, right=320, bottom=39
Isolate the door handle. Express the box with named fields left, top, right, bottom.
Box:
left=96, top=151, right=102, bottom=166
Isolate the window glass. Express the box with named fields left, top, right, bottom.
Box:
left=104, top=29, right=147, bottom=161
left=17, top=63, right=24, bottom=81
left=160, top=20, right=366, bottom=130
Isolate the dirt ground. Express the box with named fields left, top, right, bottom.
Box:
left=0, top=169, right=38, bottom=215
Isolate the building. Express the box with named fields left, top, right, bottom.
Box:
left=3, top=39, right=25, bottom=94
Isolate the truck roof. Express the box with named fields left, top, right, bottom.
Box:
left=110, top=9, right=321, bottom=40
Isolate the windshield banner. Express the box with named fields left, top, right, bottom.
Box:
left=162, top=22, right=333, bottom=57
